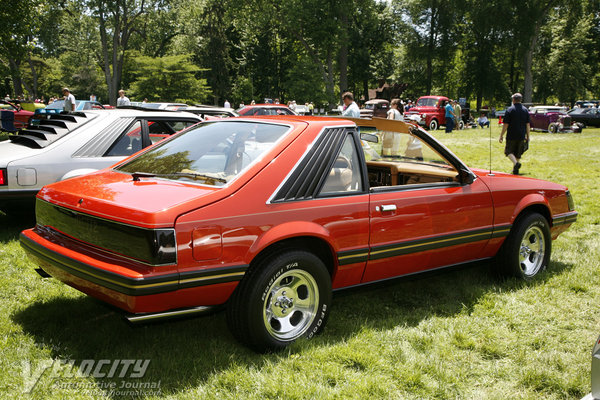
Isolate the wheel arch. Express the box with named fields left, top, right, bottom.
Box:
left=511, top=196, right=552, bottom=227
left=247, top=233, right=337, bottom=278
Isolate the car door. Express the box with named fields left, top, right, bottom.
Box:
left=355, top=119, right=494, bottom=283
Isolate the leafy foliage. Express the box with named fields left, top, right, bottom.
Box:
left=128, top=54, right=210, bottom=103
left=1, top=0, right=599, bottom=107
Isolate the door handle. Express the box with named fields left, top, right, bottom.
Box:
left=377, top=204, right=397, bottom=212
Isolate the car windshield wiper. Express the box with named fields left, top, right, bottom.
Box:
left=131, top=171, right=227, bottom=183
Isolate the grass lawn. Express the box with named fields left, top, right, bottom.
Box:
left=0, top=121, right=599, bottom=399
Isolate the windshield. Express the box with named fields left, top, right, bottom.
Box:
left=47, top=100, right=68, bottom=109
left=117, top=121, right=290, bottom=186
left=416, top=98, right=440, bottom=107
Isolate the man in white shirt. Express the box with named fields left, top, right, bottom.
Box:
left=62, top=88, right=76, bottom=112
left=117, top=90, right=131, bottom=107
left=224, top=99, right=231, bottom=108
left=341, top=92, right=360, bottom=118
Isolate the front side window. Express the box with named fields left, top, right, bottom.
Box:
left=360, top=125, right=458, bottom=187
left=117, top=121, right=290, bottom=186
left=106, top=121, right=143, bottom=156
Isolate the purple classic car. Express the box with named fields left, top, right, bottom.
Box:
left=528, top=106, right=583, bottom=133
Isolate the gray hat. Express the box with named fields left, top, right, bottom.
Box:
left=512, top=93, right=522, bottom=101
left=62, top=87, right=70, bottom=92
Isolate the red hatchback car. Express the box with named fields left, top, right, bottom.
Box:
left=20, top=116, right=577, bottom=351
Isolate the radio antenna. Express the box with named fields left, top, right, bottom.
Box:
left=489, top=119, right=492, bottom=175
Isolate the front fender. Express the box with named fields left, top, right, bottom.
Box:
left=511, top=193, right=550, bottom=223
left=246, top=221, right=334, bottom=263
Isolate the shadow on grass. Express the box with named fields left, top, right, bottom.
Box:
left=12, top=258, right=574, bottom=398
left=0, top=210, right=36, bottom=243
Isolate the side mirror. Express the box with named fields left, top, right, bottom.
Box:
left=360, top=133, right=379, bottom=143
left=458, top=167, right=474, bottom=185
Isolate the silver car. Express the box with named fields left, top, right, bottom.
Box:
left=583, top=336, right=600, bottom=400
left=0, top=109, right=200, bottom=214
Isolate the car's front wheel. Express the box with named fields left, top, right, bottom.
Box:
left=226, top=250, right=331, bottom=352
left=495, top=212, right=551, bottom=279
left=428, top=119, right=439, bottom=131
left=548, top=123, right=558, bottom=133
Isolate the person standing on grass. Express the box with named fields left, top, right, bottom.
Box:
left=341, top=92, right=360, bottom=118
left=117, top=90, right=130, bottom=107
left=453, top=99, right=462, bottom=130
left=62, top=88, right=76, bottom=112
left=444, top=100, right=457, bottom=133
left=499, top=93, right=530, bottom=175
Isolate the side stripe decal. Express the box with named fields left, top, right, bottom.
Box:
left=337, top=225, right=511, bottom=265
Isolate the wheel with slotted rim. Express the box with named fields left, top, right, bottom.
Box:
left=495, top=212, right=551, bottom=279
left=226, top=250, right=331, bottom=352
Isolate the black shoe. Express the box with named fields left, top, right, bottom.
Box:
left=512, top=162, right=521, bottom=175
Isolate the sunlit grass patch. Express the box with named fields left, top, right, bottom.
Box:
left=0, top=125, right=598, bottom=399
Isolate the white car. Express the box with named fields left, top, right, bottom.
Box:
left=582, top=335, right=600, bottom=400
left=0, top=109, right=200, bottom=214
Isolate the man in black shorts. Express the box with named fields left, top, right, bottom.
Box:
left=499, top=93, right=530, bottom=175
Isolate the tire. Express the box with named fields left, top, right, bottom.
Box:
left=226, top=250, right=332, bottom=352
left=548, top=123, right=558, bottom=133
left=428, top=119, right=438, bottom=131
left=495, top=212, right=551, bottom=280
left=457, top=120, right=465, bottom=130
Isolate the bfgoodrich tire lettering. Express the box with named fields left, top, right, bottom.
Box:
left=226, top=250, right=331, bottom=352
left=496, top=212, right=551, bottom=279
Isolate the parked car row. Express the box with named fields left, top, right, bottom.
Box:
left=0, top=108, right=201, bottom=214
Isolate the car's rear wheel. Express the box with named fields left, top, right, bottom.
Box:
left=428, top=119, right=438, bottom=131
left=548, top=123, right=558, bottom=133
left=495, top=212, right=551, bottom=280
left=226, top=250, right=331, bottom=352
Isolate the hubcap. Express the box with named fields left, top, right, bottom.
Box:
left=519, top=225, right=545, bottom=276
left=263, top=270, right=319, bottom=341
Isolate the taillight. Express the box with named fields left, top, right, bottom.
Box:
left=0, top=168, right=6, bottom=185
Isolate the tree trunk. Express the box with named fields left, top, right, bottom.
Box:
left=27, top=52, right=38, bottom=99
left=425, top=4, right=439, bottom=95
left=338, top=12, right=348, bottom=93
left=8, top=58, right=23, bottom=98
left=523, top=34, right=536, bottom=103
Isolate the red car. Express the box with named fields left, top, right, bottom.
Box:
left=20, top=116, right=577, bottom=351
left=0, top=100, right=34, bottom=129
left=405, top=95, right=450, bottom=131
left=236, top=104, right=297, bottom=116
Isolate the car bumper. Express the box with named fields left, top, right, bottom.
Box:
left=550, top=211, right=578, bottom=238
left=0, top=189, right=38, bottom=211
left=20, top=227, right=242, bottom=314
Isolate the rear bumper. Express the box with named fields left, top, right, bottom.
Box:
left=0, top=190, right=38, bottom=211
left=20, top=228, right=245, bottom=314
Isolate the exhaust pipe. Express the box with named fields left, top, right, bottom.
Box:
left=125, top=306, right=216, bottom=324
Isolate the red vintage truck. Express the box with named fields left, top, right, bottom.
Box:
left=404, top=95, right=451, bottom=131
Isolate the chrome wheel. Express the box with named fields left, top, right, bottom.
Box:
left=519, top=225, right=545, bottom=277
left=263, top=269, right=319, bottom=341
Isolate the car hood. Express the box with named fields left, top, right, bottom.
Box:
left=406, top=106, right=438, bottom=113
left=0, top=140, right=39, bottom=167
left=37, top=170, right=225, bottom=228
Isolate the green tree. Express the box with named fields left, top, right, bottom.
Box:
left=128, top=54, right=210, bottom=103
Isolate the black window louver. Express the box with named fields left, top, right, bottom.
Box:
left=271, top=127, right=350, bottom=202
left=9, top=112, right=94, bottom=149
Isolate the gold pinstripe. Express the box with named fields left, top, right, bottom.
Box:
left=370, top=231, right=492, bottom=257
